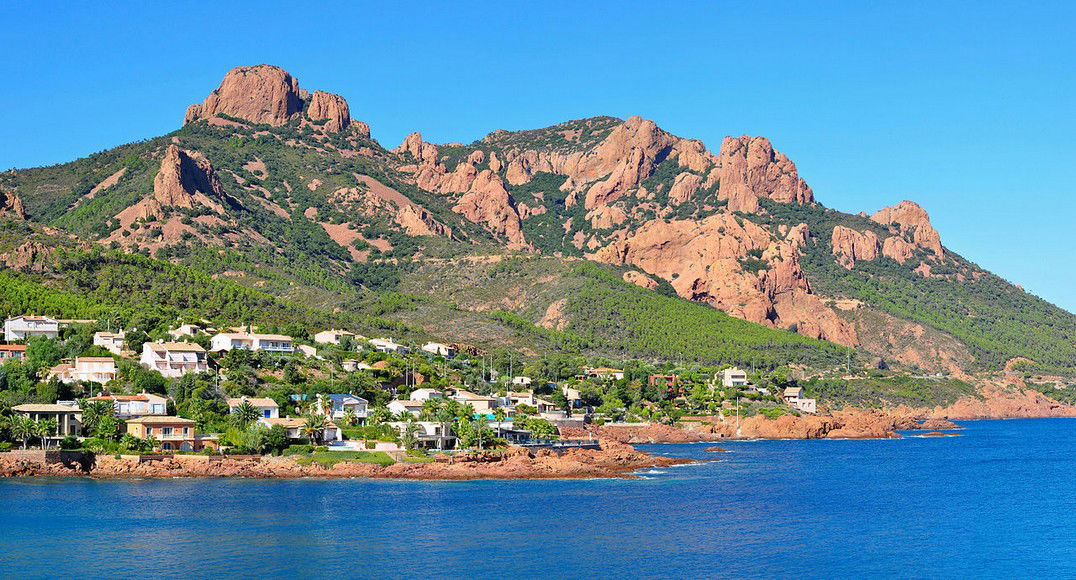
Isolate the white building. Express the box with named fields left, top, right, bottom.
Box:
left=258, top=417, right=341, bottom=442
left=168, top=323, right=205, bottom=340
left=369, top=337, right=410, bottom=354
left=86, top=393, right=168, bottom=419
left=720, top=368, right=749, bottom=388
left=314, top=329, right=359, bottom=345
left=421, top=342, right=456, bottom=357
left=342, top=360, right=374, bottom=372
left=4, top=316, right=59, bottom=341
left=93, top=331, right=126, bottom=355
left=583, top=367, right=625, bottom=381
left=409, top=388, right=444, bottom=401
left=47, top=357, right=117, bottom=384
left=210, top=332, right=295, bottom=355
left=227, top=396, right=280, bottom=419
left=782, top=387, right=817, bottom=414
left=387, top=399, right=425, bottom=417
left=140, top=342, right=209, bottom=378
left=511, top=376, right=533, bottom=386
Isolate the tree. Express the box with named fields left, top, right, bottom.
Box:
left=232, top=402, right=260, bottom=427
left=368, top=406, right=392, bottom=426
left=80, top=399, right=114, bottom=436
left=400, top=420, right=419, bottom=451
left=96, top=415, right=119, bottom=440
left=342, top=408, right=358, bottom=427
left=492, top=408, right=507, bottom=438
left=303, top=415, right=328, bottom=445
left=8, top=416, right=34, bottom=449
left=34, top=418, right=57, bottom=449
left=263, top=425, right=289, bottom=455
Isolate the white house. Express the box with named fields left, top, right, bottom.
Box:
left=227, top=396, right=280, bottom=419
left=342, top=360, right=374, bottom=372
left=168, top=323, right=205, bottom=340
left=318, top=394, right=369, bottom=423
left=210, top=331, right=295, bottom=355
left=782, top=387, right=817, bottom=414
left=452, top=389, right=497, bottom=413
left=409, top=388, right=444, bottom=401
left=140, top=342, right=209, bottom=378
left=259, top=417, right=342, bottom=442
left=511, top=376, right=533, bottom=386
left=86, top=393, right=168, bottom=419
left=4, top=316, right=59, bottom=341
left=387, top=399, right=425, bottom=417
left=388, top=420, right=454, bottom=450
left=720, top=368, right=749, bottom=388
left=314, top=329, right=359, bottom=345
left=92, top=331, right=126, bottom=355
left=47, top=357, right=117, bottom=384
left=295, top=344, right=318, bottom=358
left=421, top=342, right=456, bottom=357
left=369, top=337, right=410, bottom=354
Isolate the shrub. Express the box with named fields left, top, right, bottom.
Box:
left=58, top=435, right=82, bottom=450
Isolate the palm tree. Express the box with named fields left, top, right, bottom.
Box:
left=435, top=405, right=456, bottom=451
left=302, top=415, right=327, bottom=445
left=369, top=406, right=392, bottom=426
left=492, top=408, right=507, bottom=439
left=233, top=402, right=260, bottom=427
left=80, top=399, right=114, bottom=437
left=342, top=408, right=358, bottom=427
left=7, top=416, right=34, bottom=450
left=35, top=419, right=57, bottom=450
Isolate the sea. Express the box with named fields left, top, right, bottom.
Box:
left=1, top=418, right=1074, bottom=578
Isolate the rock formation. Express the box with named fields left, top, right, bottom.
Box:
left=185, top=65, right=302, bottom=126
left=831, top=225, right=880, bottom=268
left=153, top=145, right=228, bottom=211
left=0, top=191, right=25, bottom=218
left=715, top=136, right=814, bottom=213
left=306, top=90, right=352, bottom=133
left=871, top=201, right=943, bottom=258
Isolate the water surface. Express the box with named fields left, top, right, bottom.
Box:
left=1, top=419, right=1073, bottom=577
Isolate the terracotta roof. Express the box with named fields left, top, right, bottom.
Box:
left=76, top=357, right=116, bottom=363
left=0, top=345, right=27, bottom=352
left=391, top=400, right=425, bottom=408
left=453, top=389, right=496, bottom=401
left=13, top=404, right=79, bottom=413
left=261, top=417, right=338, bottom=429
left=88, top=395, right=149, bottom=402
left=588, top=367, right=624, bottom=373
left=7, top=316, right=57, bottom=322
left=125, top=416, right=196, bottom=425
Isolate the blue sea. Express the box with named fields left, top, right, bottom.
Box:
left=1, top=419, right=1074, bottom=578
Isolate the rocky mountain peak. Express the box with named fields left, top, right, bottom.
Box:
left=184, top=65, right=361, bottom=134
left=871, top=201, right=943, bottom=258
left=0, top=191, right=25, bottom=218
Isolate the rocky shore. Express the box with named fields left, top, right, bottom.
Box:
left=0, top=441, right=692, bottom=481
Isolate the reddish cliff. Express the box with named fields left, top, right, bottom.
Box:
left=871, top=201, right=943, bottom=259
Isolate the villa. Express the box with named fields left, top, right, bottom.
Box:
left=86, top=393, right=168, bottom=419
left=4, top=316, right=60, bottom=341
left=342, top=360, right=374, bottom=372
left=720, top=368, right=749, bottom=388
left=210, top=331, right=295, bottom=355
left=227, top=396, right=280, bottom=419
left=47, top=357, right=117, bottom=384
left=387, top=399, right=425, bottom=417
left=125, top=416, right=217, bottom=452
left=258, top=417, right=342, bottom=442
left=583, top=367, right=625, bottom=381
left=421, top=342, right=456, bottom=357
left=314, top=329, right=359, bottom=345
left=782, top=387, right=818, bottom=414
left=92, top=331, right=126, bottom=354
left=0, top=344, right=27, bottom=361
left=409, top=388, right=444, bottom=401
left=11, top=403, right=82, bottom=441
left=168, top=323, right=206, bottom=339
left=451, top=389, right=497, bottom=413
left=369, top=337, right=410, bottom=354
left=140, top=342, right=209, bottom=378
left=388, top=420, right=455, bottom=450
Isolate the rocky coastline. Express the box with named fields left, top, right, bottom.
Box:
left=0, top=440, right=693, bottom=481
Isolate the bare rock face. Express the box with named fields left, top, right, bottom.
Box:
left=589, top=214, right=857, bottom=346
left=185, top=65, right=302, bottom=126
left=452, top=170, right=527, bottom=249
left=306, top=90, right=352, bottom=133
left=871, top=201, right=943, bottom=258
left=716, top=136, right=814, bottom=213
left=831, top=225, right=880, bottom=269
left=395, top=132, right=440, bottom=165
left=881, top=235, right=915, bottom=263
left=153, top=144, right=228, bottom=211
left=622, top=270, right=659, bottom=290
left=0, top=191, right=25, bottom=218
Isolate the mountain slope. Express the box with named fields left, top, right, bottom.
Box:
left=1, top=64, right=1072, bottom=376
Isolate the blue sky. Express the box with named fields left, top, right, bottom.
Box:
left=2, top=1, right=1073, bottom=312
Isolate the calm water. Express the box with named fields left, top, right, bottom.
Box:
left=1, top=419, right=1074, bottom=578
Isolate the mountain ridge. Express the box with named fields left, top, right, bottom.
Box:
left=1, top=64, right=1072, bottom=379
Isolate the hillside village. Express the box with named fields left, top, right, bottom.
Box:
left=0, top=313, right=826, bottom=460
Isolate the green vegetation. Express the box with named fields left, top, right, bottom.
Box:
left=801, top=374, right=977, bottom=408
left=291, top=450, right=395, bottom=467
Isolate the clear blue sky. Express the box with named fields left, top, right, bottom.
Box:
left=2, top=1, right=1073, bottom=312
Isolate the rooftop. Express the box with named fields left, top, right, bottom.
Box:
left=13, top=404, right=79, bottom=413
left=125, top=416, right=196, bottom=425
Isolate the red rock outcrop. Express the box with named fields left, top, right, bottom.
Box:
left=306, top=90, right=352, bottom=133
left=881, top=235, right=915, bottom=263
left=0, top=191, right=25, bottom=218
left=589, top=214, right=857, bottom=345
left=930, top=379, right=1076, bottom=420
left=871, top=201, right=943, bottom=258
left=152, top=145, right=228, bottom=211
left=452, top=170, right=527, bottom=248
left=185, top=65, right=302, bottom=126
left=623, top=270, right=659, bottom=290
left=716, top=136, right=814, bottom=213
left=831, top=225, right=880, bottom=268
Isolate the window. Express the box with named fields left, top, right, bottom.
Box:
left=264, top=409, right=271, bottom=418
left=161, top=427, right=173, bottom=436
